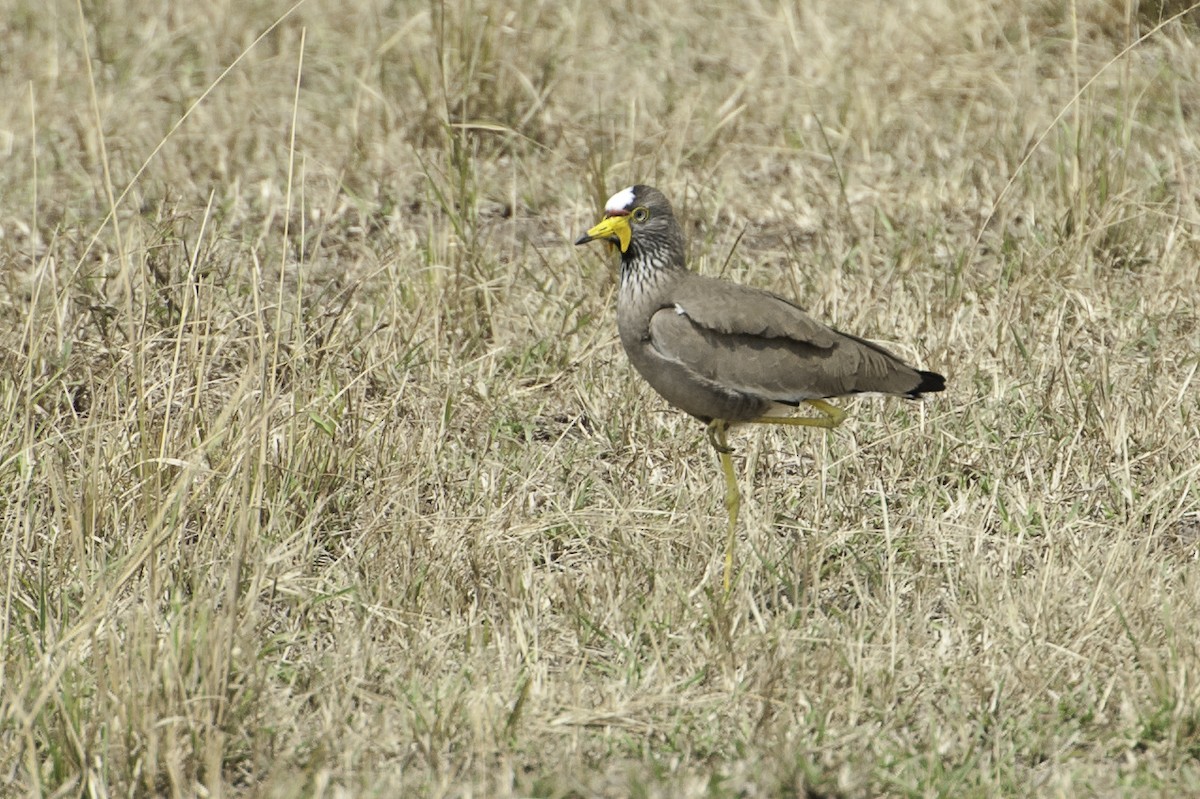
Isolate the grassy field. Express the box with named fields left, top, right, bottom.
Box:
left=3, top=0, right=1200, bottom=795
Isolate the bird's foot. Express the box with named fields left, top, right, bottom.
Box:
left=750, top=400, right=847, bottom=430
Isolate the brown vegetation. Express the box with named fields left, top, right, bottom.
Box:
left=2, top=0, right=1198, bottom=795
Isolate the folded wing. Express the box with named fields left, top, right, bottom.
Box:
left=650, top=275, right=936, bottom=402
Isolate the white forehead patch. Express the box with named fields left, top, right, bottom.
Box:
left=605, top=186, right=637, bottom=214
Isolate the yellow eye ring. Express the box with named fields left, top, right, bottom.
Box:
left=632, top=207, right=650, bottom=222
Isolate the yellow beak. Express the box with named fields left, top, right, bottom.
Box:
left=574, top=214, right=632, bottom=253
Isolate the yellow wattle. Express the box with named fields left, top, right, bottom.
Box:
left=584, top=215, right=632, bottom=253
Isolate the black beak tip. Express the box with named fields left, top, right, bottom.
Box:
left=574, top=234, right=592, bottom=246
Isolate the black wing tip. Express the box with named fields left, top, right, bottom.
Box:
left=908, top=370, right=946, bottom=398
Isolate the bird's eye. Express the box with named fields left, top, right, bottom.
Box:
left=632, top=207, right=650, bottom=222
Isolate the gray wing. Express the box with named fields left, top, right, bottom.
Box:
left=670, top=276, right=839, bottom=348
left=651, top=276, right=925, bottom=401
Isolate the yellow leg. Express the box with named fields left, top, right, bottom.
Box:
left=749, top=398, right=847, bottom=429
left=707, top=401, right=844, bottom=593
left=707, top=420, right=740, bottom=593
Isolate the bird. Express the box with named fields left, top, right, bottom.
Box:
left=575, top=185, right=945, bottom=592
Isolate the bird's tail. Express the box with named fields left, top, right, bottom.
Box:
left=908, top=370, right=946, bottom=398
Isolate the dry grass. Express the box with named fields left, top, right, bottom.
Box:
left=3, top=0, right=1200, bottom=796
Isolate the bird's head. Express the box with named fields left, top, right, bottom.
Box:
left=575, top=185, right=675, bottom=256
